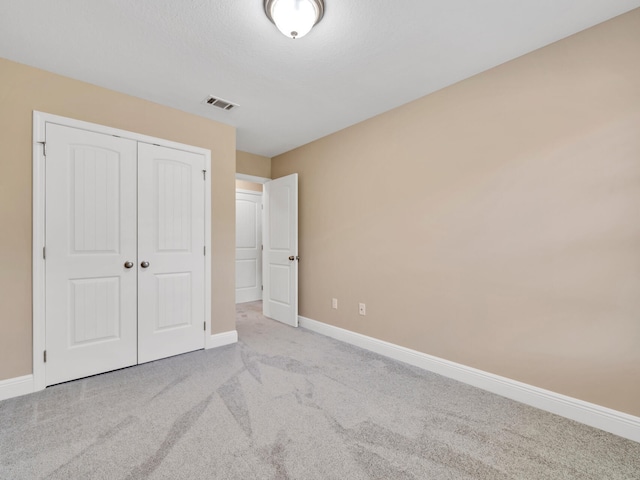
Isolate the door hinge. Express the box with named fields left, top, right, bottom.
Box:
left=43, top=350, right=47, bottom=363
left=202, top=170, right=207, bottom=180
left=38, top=141, right=46, bottom=157
left=204, top=321, right=206, bottom=331
left=261, top=285, right=263, bottom=291
left=43, top=246, right=46, bottom=260
left=203, top=246, right=206, bottom=256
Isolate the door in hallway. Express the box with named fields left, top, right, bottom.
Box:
left=236, top=190, right=263, bottom=304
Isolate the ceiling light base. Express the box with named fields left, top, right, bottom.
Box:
left=264, top=0, right=325, bottom=39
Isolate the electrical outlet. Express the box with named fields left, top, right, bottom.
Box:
left=359, top=303, right=366, bottom=315
left=332, top=298, right=338, bottom=309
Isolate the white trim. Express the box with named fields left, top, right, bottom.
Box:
left=32, top=114, right=46, bottom=392
left=204, top=150, right=212, bottom=344
left=299, top=316, right=640, bottom=443
left=236, top=173, right=270, bottom=184
left=33, top=111, right=213, bottom=393
left=206, top=330, right=238, bottom=349
left=35, top=112, right=211, bottom=155
left=0, top=375, right=34, bottom=402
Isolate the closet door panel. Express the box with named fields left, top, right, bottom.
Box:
left=137, top=143, right=205, bottom=363
left=45, top=124, right=138, bottom=385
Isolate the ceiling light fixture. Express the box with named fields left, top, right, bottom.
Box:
left=264, top=0, right=324, bottom=40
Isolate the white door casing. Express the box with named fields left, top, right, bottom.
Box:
left=45, top=124, right=138, bottom=385
left=263, top=173, right=298, bottom=327
left=137, top=143, right=206, bottom=363
left=34, top=112, right=212, bottom=390
left=236, top=190, right=263, bottom=304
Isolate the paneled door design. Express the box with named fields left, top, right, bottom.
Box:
left=263, top=174, right=298, bottom=327
left=236, top=191, right=263, bottom=303
left=45, top=124, right=138, bottom=385
left=137, top=143, right=205, bottom=363
left=45, top=124, right=206, bottom=385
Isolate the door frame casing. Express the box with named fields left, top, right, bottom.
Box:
left=32, top=111, right=212, bottom=392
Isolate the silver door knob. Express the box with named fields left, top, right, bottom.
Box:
left=124, top=261, right=134, bottom=269
left=141, top=261, right=150, bottom=268
left=289, top=256, right=295, bottom=261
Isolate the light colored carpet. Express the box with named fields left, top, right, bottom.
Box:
left=1, top=301, right=638, bottom=479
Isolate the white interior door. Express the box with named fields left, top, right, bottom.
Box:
left=137, top=143, right=206, bottom=363
left=236, top=191, right=263, bottom=303
left=45, top=124, right=138, bottom=385
left=263, top=173, right=298, bottom=327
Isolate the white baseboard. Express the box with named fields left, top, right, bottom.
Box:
left=299, top=316, right=640, bottom=443
left=206, top=330, right=238, bottom=349
left=0, top=374, right=34, bottom=402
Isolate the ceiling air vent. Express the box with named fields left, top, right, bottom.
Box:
left=203, top=95, right=238, bottom=111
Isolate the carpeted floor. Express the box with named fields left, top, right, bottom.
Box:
left=1, top=301, right=639, bottom=479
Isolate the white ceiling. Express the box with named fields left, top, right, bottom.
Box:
left=1, top=1, right=639, bottom=157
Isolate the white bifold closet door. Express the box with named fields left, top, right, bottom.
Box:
left=137, top=143, right=205, bottom=364
left=45, top=124, right=205, bottom=386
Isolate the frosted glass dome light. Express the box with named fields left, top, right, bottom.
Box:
left=264, top=0, right=325, bottom=39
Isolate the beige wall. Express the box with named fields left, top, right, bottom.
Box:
left=272, top=10, right=640, bottom=416
left=236, top=150, right=271, bottom=178
left=0, top=58, right=237, bottom=381
left=236, top=180, right=263, bottom=192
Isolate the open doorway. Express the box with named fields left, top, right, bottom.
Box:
left=236, top=173, right=299, bottom=327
